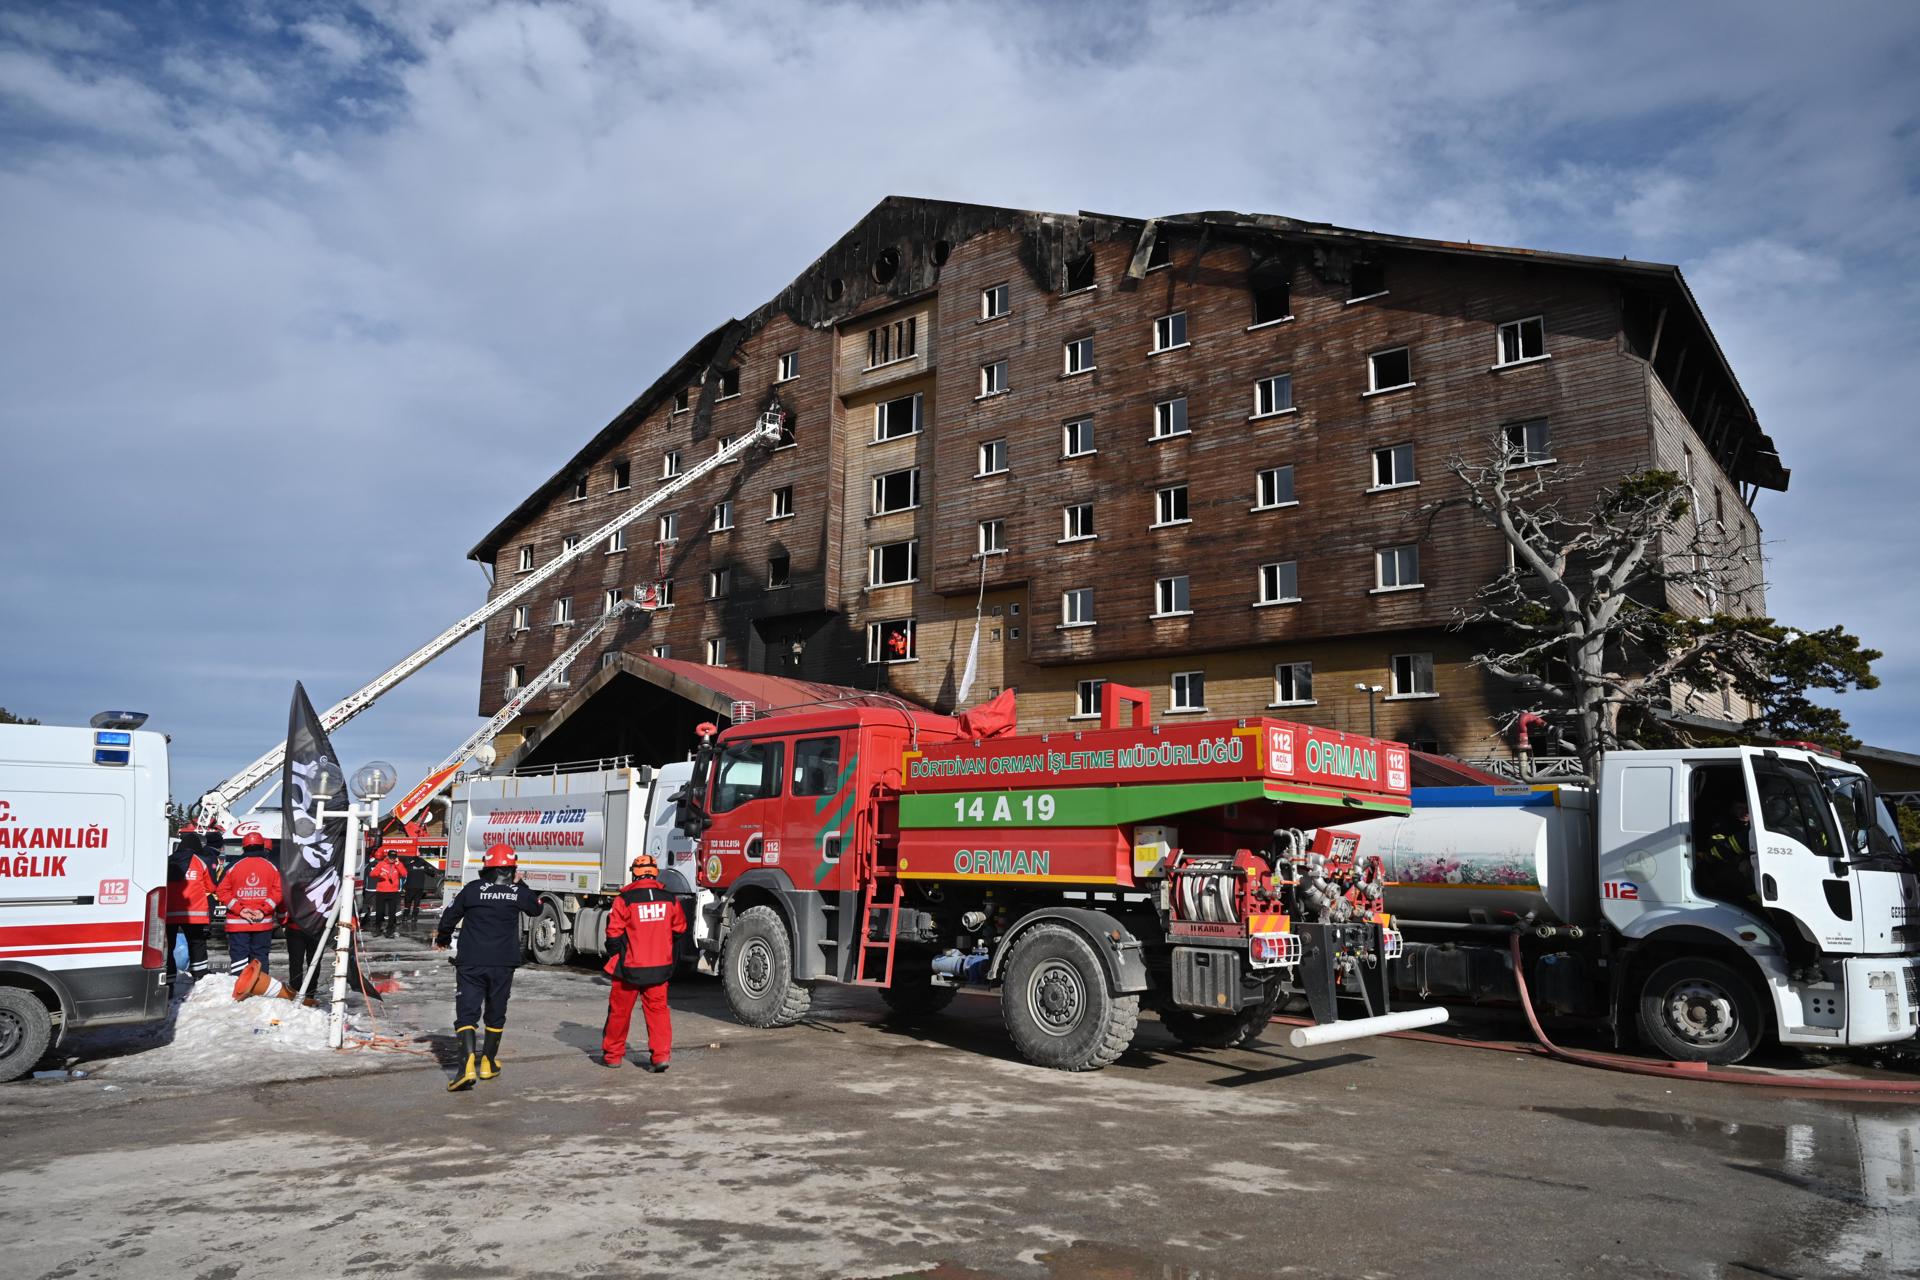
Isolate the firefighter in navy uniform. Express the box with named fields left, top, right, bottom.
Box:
left=599, top=853, right=688, bottom=1071
left=432, top=844, right=540, bottom=1092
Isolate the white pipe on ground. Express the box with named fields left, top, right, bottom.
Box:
left=1287, top=1006, right=1450, bottom=1048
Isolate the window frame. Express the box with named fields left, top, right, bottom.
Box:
left=1271, top=661, right=1315, bottom=707
left=606, top=528, right=627, bottom=554
left=873, top=392, right=922, bottom=443
left=657, top=512, right=679, bottom=544
left=611, top=459, right=631, bottom=492
left=604, top=587, right=625, bottom=614
left=981, top=283, right=1010, bottom=320
left=977, top=438, right=1009, bottom=477
left=1495, top=315, right=1548, bottom=368
left=1256, top=560, right=1300, bottom=606
left=707, top=567, right=731, bottom=598
left=871, top=467, right=921, bottom=516
left=570, top=476, right=589, bottom=502
left=1371, top=443, right=1418, bottom=490
left=506, top=663, right=526, bottom=690
left=1061, top=502, right=1095, bottom=543
left=866, top=618, right=918, bottom=664
left=769, top=485, right=794, bottom=521
left=1152, top=397, right=1190, bottom=440
left=706, top=636, right=729, bottom=666
left=1062, top=417, right=1095, bottom=458
left=1061, top=587, right=1095, bottom=628
left=1072, top=678, right=1106, bottom=720
left=516, top=545, right=534, bottom=573
left=776, top=350, right=799, bottom=382
left=1063, top=336, right=1095, bottom=376
left=1151, top=310, right=1189, bottom=353
left=715, top=368, right=740, bottom=400
left=767, top=553, right=791, bottom=590
left=978, top=359, right=1009, bottom=398
left=1153, top=575, right=1192, bottom=618
left=868, top=539, right=919, bottom=588
left=1503, top=418, right=1554, bottom=467
left=711, top=500, right=734, bottom=532
left=1374, top=544, right=1423, bottom=592
left=977, top=518, right=1007, bottom=556
left=1366, top=346, right=1414, bottom=395
left=1254, top=465, right=1297, bottom=511
left=554, top=596, right=574, bottom=626
left=510, top=604, right=529, bottom=632
left=1253, top=373, right=1294, bottom=419
left=662, top=449, right=682, bottom=478
left=1152, top=484, right=1190, bottom=529
left=1169, top=669, right=1207, bottom=713
left=1389, top=652, right=1438, bottom=699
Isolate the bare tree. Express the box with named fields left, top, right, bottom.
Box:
left=1432, top=438, right=1795, bottom=775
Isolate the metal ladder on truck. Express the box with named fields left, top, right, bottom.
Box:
left=196, top=407, right=789, bottom=828
left=849, top=786, right=902, bottom=986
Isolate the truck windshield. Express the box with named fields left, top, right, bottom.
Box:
left=1818, top=768, right=1912, bottom=870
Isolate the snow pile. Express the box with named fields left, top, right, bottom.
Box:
left=106, top=976, right=382, bottom=1083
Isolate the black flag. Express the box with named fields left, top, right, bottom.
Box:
left=281, top=682, right=348, bottom=939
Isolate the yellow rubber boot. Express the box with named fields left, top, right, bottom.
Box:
left=478, top=1026, right=504, bottom=1080
left=447, top=1026, right=479, bottom=1092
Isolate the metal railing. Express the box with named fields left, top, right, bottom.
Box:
left=1453, top=755, right=1588, bottom=782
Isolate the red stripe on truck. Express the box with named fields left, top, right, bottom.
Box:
left=0, top=944, right=141, bottom=957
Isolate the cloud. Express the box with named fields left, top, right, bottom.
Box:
left=1, top=0, right=1917, bottom=804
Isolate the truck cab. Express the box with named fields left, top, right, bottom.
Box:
left=0, top=717, right=173, bottom=1082
left=1597, top=745, right=1920, bottom=1055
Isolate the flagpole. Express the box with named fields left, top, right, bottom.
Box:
left=325, top=800, right=363, bottom=1050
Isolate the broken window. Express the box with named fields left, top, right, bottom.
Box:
left=1146, top=235, right=1171, bottom=270
left=1349, top=261, right=1386, bottom=300
left=516, top=545, right=534, bottom=573
left=768, top=554, right=791, bottom=589
left=1368, top=347, right=1412, bottom=392
left=1497, top=316, right=1546, bottom=365
left=571, top=475, right=588, bottom=501
left=611, top=459, right=630, bottom=491
left=1064, top=252, right=1095, bottom=292
left=874, top=393, right=921, bottom=441
left=866, top=618, right=916, bottom=664
left=506, top=664, right=525, bottom=690
left=872, top=468, right=919, bottom=515
left=717, top=368, right=740, bottom=399
left=868, top=539, right=918, bottom=587
left=1154, top=485, right=1189, bottom=526
left=1251, top=272, right=1292, bottom=325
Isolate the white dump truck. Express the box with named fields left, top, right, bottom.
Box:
left=444, top=759, right=703, bottom=968
left=0, top=714, right=173, bottom=1082
left=1340, top=744, right=1920, bottom=1063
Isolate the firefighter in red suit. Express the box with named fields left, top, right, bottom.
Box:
left=368, top=848, right=407, bottom=938
left=214, top=831, right=283, bottom=977
left=599, top=852, right=687, bottom=1071
left=165, top=830, right=215, bottom=982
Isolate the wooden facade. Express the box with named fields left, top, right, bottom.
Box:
left=468, top=198, right=1784, bottom=759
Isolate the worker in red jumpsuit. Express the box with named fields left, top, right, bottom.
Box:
left=599, top=852, right=687, bottom=1072
left=214, top=831, right=283, bottom=977
left=165, top=830, right=215, bottom=982
left=368, top=847, right=407, bottom=938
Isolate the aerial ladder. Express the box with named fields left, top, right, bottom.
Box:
left=196, top=407, right=787, bottom=828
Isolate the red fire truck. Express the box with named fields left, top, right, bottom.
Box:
left=689, top=684, right=1444, bottom=1070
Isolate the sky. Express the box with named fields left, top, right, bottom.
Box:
left=2, top=0, right=1917, bottom=810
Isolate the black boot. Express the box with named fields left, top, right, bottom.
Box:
left=478, top=1026, right=504, bottom=1080
left=448, top=1026, right=479, bottom=1092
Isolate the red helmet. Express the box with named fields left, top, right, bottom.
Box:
left=241, top=831, right=270, bottom=850
left=482, top=844, right=517, bottom=869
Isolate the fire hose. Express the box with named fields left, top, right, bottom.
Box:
left=1276, top=934, right=1920, bottom=1096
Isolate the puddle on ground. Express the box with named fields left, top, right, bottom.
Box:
left=1532, top=1104, right=1920, bottom=1274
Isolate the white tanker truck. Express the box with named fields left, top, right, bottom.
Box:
left=1337, top=744, right=1920, bottom=1063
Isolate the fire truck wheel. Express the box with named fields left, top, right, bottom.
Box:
left=880, top=971, right=957, bottom=1020
left=1000, top=924, right=1139, bottom=1071
left=529, top=899, right=572, bottom=966
left=1635, top=956, right=1762, bottom=1065
left=0, top=988, right=54, bottom=1084
left=722, top=905, right=812, bottom=1028
left=1159, top=992, right=1280, bottom=1050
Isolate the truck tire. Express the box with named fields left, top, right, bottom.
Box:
left=1000, top=924, right=1139, bottom=1071
left=1160, top=991, right=1280, bottom=1051
left=1635, top=956, right=1762, bottom=1065
left=880, top=971, right=957, bottom=1020
left=0, top=988, right=53, bottom=1084
left=530, top=899, right=571, bottom=966
left=722, top=905, right=811, bottom=1028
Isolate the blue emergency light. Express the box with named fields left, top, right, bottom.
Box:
left=93, top=728, right=133, bottom=766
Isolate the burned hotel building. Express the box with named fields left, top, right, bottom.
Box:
left=468, top=196, right=1784, bottom=765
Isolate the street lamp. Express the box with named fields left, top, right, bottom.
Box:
left=317, top=761, right=395, bottom=1048
left=1354, top=683, right=1383, bottom=739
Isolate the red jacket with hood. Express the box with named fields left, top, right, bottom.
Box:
left=213, top=854, right=283, bottom=932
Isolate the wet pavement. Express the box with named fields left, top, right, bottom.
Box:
left=2, top=927, right=1917, bottom=1278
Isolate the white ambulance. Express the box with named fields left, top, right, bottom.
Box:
left=0, top=713, right=172, bottom=1082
